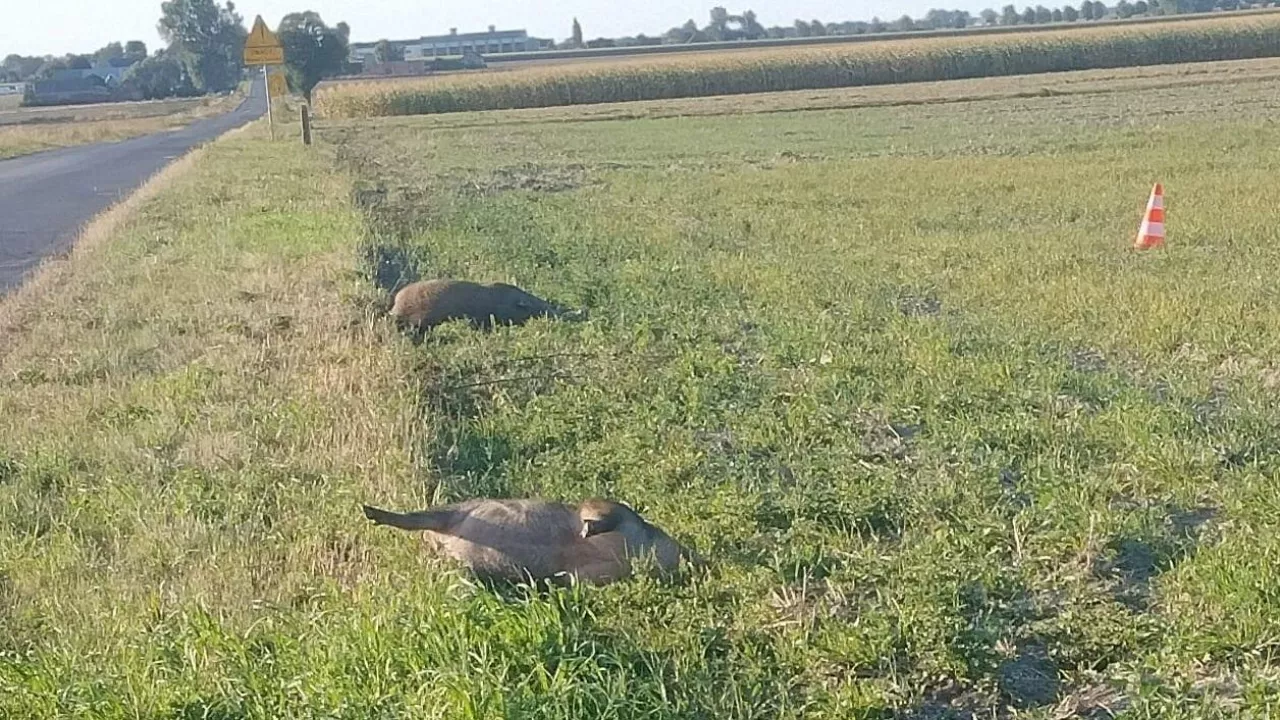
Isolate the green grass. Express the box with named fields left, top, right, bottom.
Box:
left=4, top=64, right=1280, bottom=717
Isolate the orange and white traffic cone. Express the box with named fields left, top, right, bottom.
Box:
left=1134, top=183, right=1165, bottom=250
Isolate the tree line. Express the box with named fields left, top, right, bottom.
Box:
left=2, top=0, right=351, bottom=103
left=566, top=0, right=1276, bottom=48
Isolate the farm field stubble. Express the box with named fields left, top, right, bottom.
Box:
left=0, top=66, right=1278, bottom=718
left=0, top=91, right=244, bottom=160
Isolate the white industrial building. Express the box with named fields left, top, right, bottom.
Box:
left=349, top=26, right=553, bottom=64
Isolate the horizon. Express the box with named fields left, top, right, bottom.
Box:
left=5, top=0, right=1030, bottom=58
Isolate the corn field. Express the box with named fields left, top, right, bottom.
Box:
left=314, top=14, right=1280, bottom=118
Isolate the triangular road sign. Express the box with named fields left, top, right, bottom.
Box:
left=246, top=15, right=282, bottom=49
left=244, top=15, right=285, bottom=65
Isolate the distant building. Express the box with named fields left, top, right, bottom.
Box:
left=28, top=76, right=113, bottom=105
left=26, top=62, right=142, bottom=106
left=349, top=26, right=553, bottom=65
left=0, top=82, right=27, bottom=96
left=360, top=60, right=427, bottom=76
left=52, top=63, right=133, bottom=88
left=360, top=49, right=487, bottom=77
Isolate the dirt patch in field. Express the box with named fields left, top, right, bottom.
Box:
left=998, top=641, right=1060, bottom=708
left=891, top=285, right=943, bottom=318
left=463, top=163, right=591, bottom=196
left=856, top=410, right=923, bottom=465
left=1067, top=347, right=1108, bottom=374
left=1092, top=501, right=1219, bottom=609
left=899, top=293, right=943, bottom=318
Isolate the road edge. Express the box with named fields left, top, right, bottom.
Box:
left=0, top=119, right=258, bottom=358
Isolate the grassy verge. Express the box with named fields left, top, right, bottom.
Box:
left=0, top=91, right=244, bottom=160
left=0, top=118, right=423, bottom=716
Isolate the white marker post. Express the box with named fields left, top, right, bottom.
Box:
left=263, top=66, right=273, bottom=139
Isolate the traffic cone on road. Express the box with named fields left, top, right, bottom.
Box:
left=1134, top=183, right=1165, bottom=250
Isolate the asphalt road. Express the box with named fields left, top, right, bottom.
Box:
left=0, top=76, right=267, bottom=295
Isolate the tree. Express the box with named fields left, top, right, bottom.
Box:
left=1053, top=8, right=1064, bottom=19
left=810, top=19, right=828, bottom=35
left=158, top=0, right=246, bottom=93
left=981, top=8, right=1000, bottom=24
left=1063, top=4, right=1081, bottom=20
left=3, top=54, right=46, bottom=81
left=664, top=19, right=703, bottom=43
left=1080, top=0, right=1095, bottom=18
left=1115, top=0, right=1135, bottom=15
left=706, top=7, right=730, bottom=40
left=1002, top=4, right=1022, bottom=23
left=277, top=11, right=348, bottom=100
left=1022, top=6, right=1038, bottom=22
left=35, top=58, right=69, bottom=80
left=794, top=19, right=812, bottom=37
left=924, top=9, right=968, bottom=28
left=373, top=39, right=403, bottom=63
left=124, top=41, right=149, bottom=63
left=741, top=10, right=767, bottom=39
left=571, top=17, right=584, bottom=47
left=1133, top=0, right=1149, bottom=12
left=93, top=42, right=124, bottom=64
left=1035, top=5, right=1054, bottom=21
left=124, top=50, right=192, bottom=98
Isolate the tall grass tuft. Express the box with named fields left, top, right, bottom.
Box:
left=315, top=14, right=1280, bottom=118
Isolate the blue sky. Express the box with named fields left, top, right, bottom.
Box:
left=2, top=0, right=995, bottom=57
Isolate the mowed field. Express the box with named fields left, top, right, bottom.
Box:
left=2, top=59, right=1280, bottom=718
left=0, top=91, right=243, bottom=160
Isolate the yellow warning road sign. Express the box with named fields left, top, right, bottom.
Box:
left=244, top=15, right=284, bottom=66
left=245, top=45, right=284, bottom=65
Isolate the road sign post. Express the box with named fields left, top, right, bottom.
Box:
left=243, top=15, right=285, bottom=140
left=301, top=105, right=312, bottom=146
left=264, top=67, right=273, bottom=140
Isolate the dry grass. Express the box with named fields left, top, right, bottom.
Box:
left=314, top=13, right=1280, bottom=118
left=0, top=111, right=422, bottom=718
left=0, top=131, right=216, bottom=358
left=0, top=92, right=243, bottom=160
